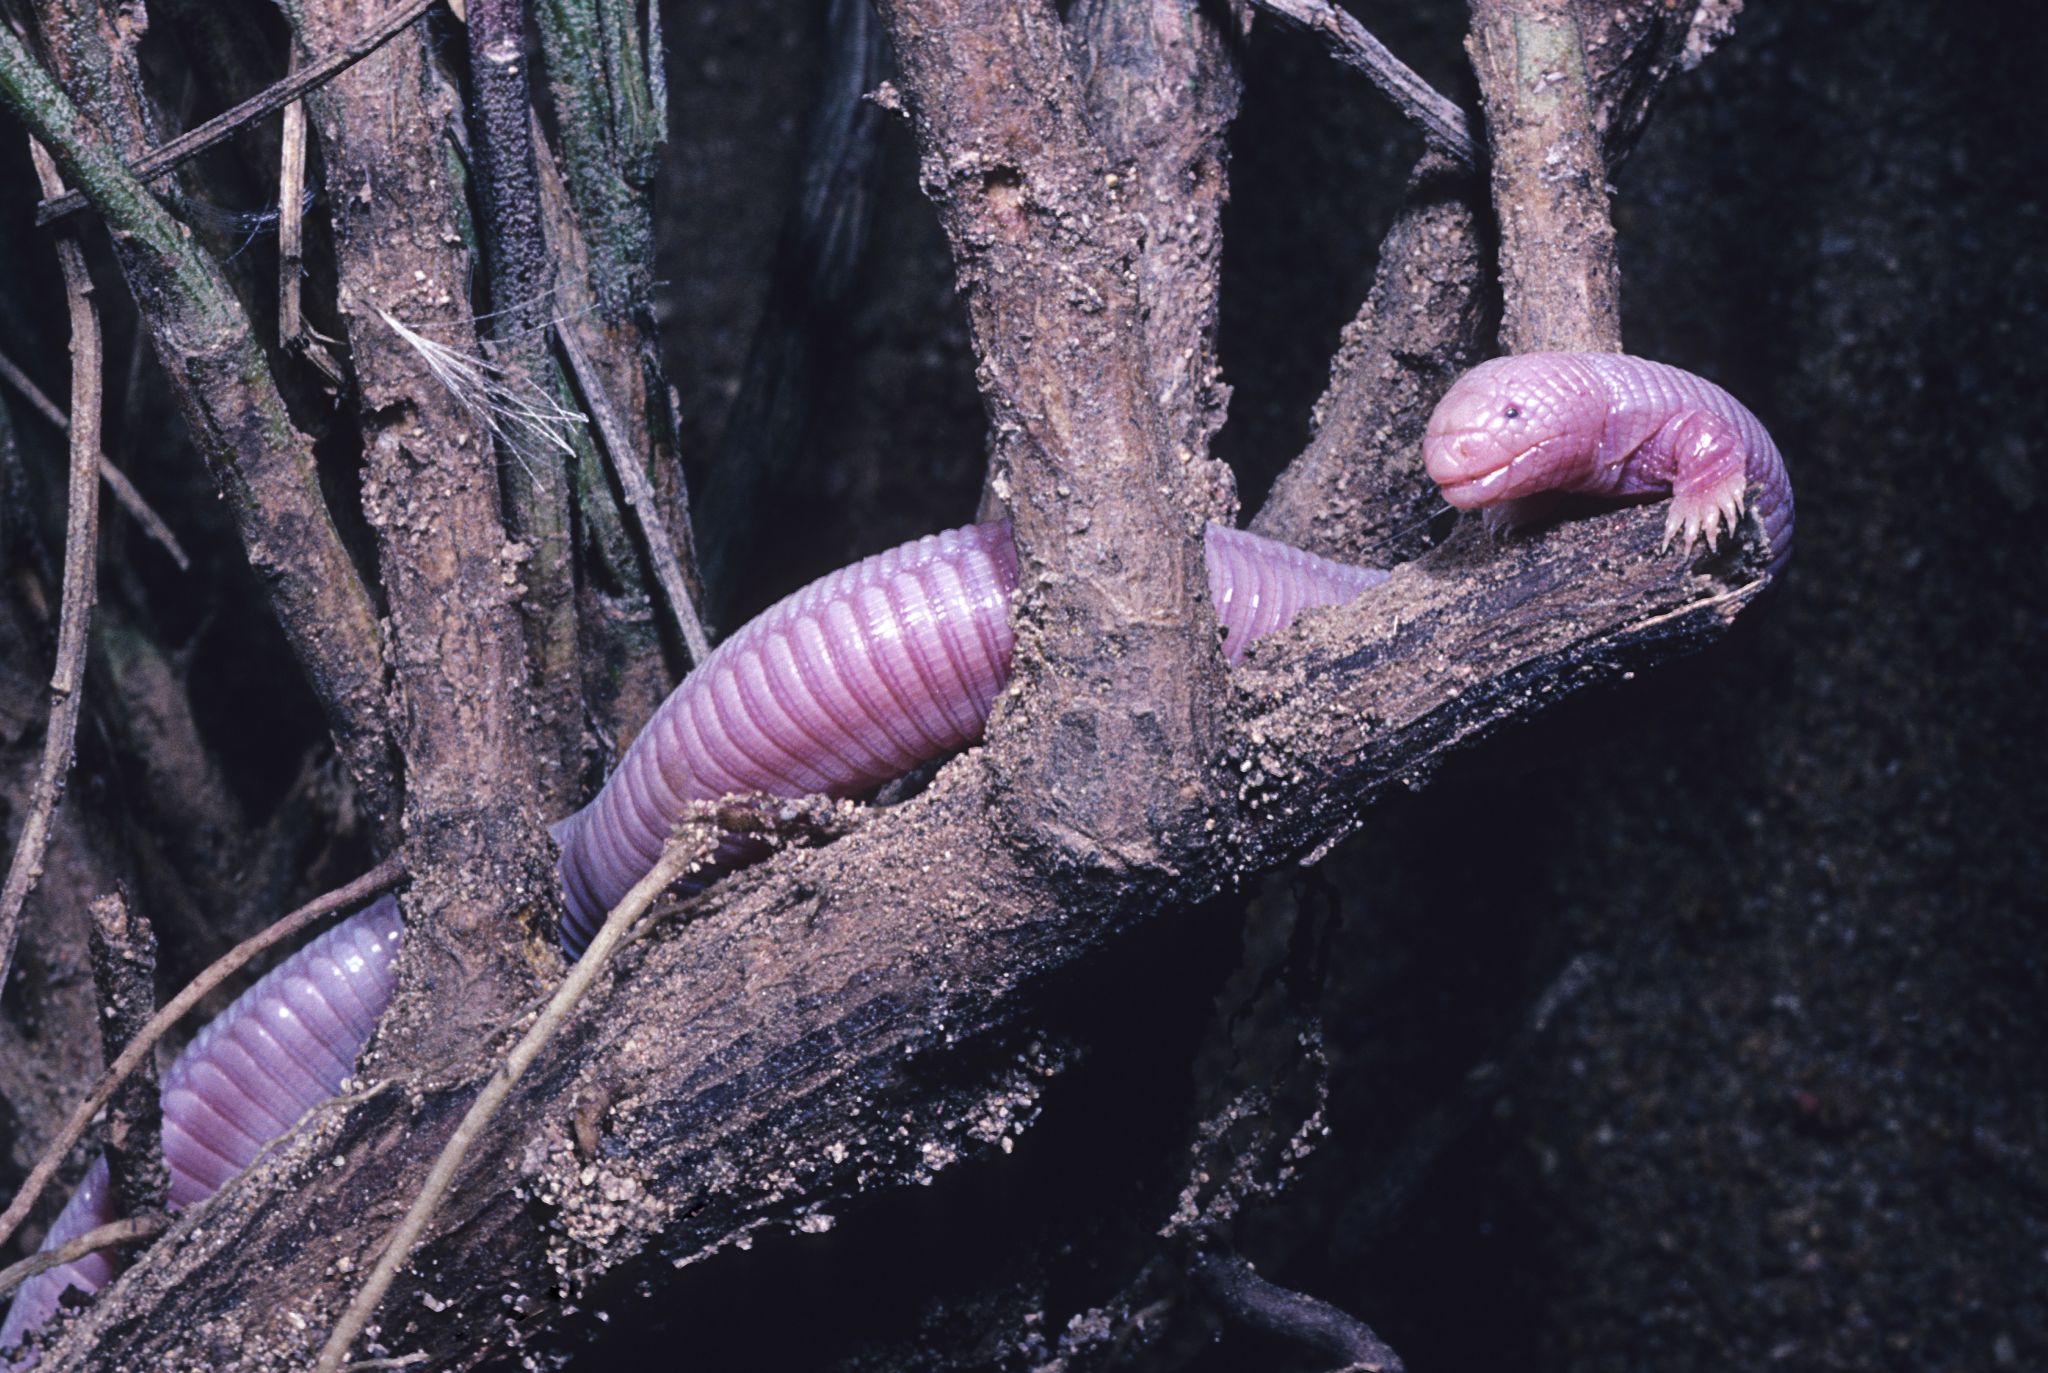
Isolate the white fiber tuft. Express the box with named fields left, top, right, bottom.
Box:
left=375, top=308, right=586, bottom=477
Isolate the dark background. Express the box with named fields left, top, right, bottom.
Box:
left=642, top=0, right=2046, bottom=1369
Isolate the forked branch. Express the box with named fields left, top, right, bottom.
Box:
left=38, top=501, right=1776, bottom=1371
left=1249, top=0, right=1475, bottom=166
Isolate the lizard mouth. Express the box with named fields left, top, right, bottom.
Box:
left=1431, top=430, right=1576, bottom=507
left=1435, top=461, right=1514, bottom=507
left=1426, top=430, right=1517, bottom=505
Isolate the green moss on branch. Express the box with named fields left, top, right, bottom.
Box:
left=0, top=24, right=399, bottom=829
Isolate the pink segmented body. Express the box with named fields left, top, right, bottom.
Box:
left=0, top=896, right=403, bottom=1356
left=0, top=1156, right=113, bottom=1358
left=1423, top=352, right=1794, bottom=571
left=5, top=521, right=1385, bottom=1349
left=552, top=520, right=1388, bottom=949
left=159, top=896, right=403, bottom=1204
left=1202, top=522, right=1389, bottom=656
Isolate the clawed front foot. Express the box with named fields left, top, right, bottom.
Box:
left=1660, top=409, right=1750, bottom=555
left=1481, top=497, right=1532, bottom=540
left=1662, top=476, right=1749, bottom=553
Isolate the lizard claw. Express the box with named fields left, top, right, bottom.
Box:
left=1481, top=500, right=1524, bottom=540
left=1661, top=479, right=1748, bottom=555
left=1660, top=406, right=1752, bottom=557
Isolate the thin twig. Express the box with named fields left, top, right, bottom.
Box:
left=0, top=856, right=405, bottom=1253
left=87, top=892, right=169, bottom=1217
left=0, top=1215, right=169, bottom=1301
left=7, top=8, right=398, bottom=851
left=312, top=836, right=700, bottom=1373
left=277, top=43, right=309, bottom=349
left=1248, top=0, right=1474, bottom=167
left=0, top=346, right=191, bottom=571
left=1190, top=1251, right=1405, bottom=1373
left=86, top=456, right=186, bottom=570
left=0, top=140, right=103, bottom=994
left=0, top=347, right=68, bottom=429
left=34, top=0, right=439, bottom=225
left=555, top=321, right=713, bottom=664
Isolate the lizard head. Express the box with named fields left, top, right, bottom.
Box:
left=1423, top=355, right=1605, bottom=509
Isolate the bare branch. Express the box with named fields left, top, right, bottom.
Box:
left=463, top=0, right=586, bottom=796
left=1249, top=0, right=1475, bottom=168
left=275, top=47, right=310, bottom=352
left=875, top=0, right=1222, bottom=868
left=43, top=505, right=1776, bottom=1371
left=1467, top=0, right=1622, bottom=353
left=0, top=20, right=400, bottom=831
left=1250, top=156, right=1488, bottom=564
left=0, top=857, right=404, bottom=1254
left=87, top=893, right=167, bottom=1218
left=282, top=0, right=553, bottom=1052
left=1068, top=0, right=1244, bottom=509
left=3, top=6, right=1768, bottom=1364
left=0, top=139, right=100, bottom=993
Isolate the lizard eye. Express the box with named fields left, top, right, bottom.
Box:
left=1502, top=405, right=1521, bottom=420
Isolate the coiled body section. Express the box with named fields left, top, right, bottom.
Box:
left=0, top=896, right=403, bottom=1356
left=554, top=519, right=1387, bottom=948
left=5, top=519, right=1390, bottom=1349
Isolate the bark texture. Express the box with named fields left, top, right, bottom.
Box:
left=287, top=0, right=552, bottom=1060
left=1467, top=0, right=1621, bottom=353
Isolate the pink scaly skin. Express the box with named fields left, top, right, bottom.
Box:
left=1423, top=353, right=1794, bottom=572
